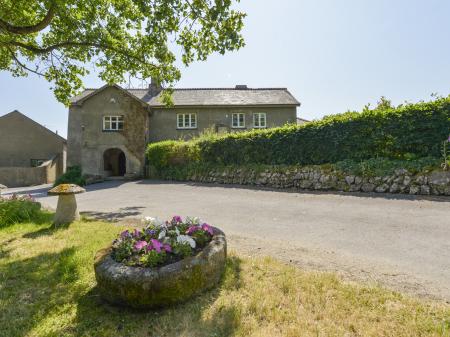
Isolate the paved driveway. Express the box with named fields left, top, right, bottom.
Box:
left=5, top=180, right=450, bottom=301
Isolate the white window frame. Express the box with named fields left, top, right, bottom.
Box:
left=231, top=113, right=245, bottom=128
left=103, top=116, right=124, bottom=131
left=253, top=113, right=267, bottom=129
left=177, top=113, right=197, bottom=129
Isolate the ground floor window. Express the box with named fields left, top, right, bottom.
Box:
left=30, top=159, right=46, bottom=167
left=253, top=113, right=267, bottom=128
left=177, top=113, right=197, bottom=129
left=232, top=113, right=245, bottom=128
left=103, top=116, right=124, bottom=131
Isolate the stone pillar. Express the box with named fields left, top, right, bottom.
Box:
left=53, top=194, right=80, bottom=225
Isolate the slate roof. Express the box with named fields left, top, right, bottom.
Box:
left=0, top=110, right=66, bottom=142
left=70, top=85, right=300, bottom=107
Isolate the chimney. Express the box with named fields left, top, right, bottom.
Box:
left=149, top=77, right=162, bottom=97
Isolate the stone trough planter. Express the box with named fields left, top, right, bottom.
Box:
left=94, top=227, right=227, bottom=309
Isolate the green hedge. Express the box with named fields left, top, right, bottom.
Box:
left=147, top=96, right=450, bottom=169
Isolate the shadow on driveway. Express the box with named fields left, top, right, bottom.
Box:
left=82, top=206, right=145, bottom=222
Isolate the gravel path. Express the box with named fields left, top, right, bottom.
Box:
left=6, top=180, right=450, bottom=302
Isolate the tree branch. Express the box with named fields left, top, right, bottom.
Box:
left=0, top=2, right=56, bottom=35
left=7, top=47, right=46, bottom=76
left=1, top=39, right=159, bottom=70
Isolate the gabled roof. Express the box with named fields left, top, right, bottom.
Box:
left=0, top=110, right=66, bottom=142
left=69, top=84, right=150, bottom=106
left=70, top=85, right=301, bottom=107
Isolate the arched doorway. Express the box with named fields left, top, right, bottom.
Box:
left=103, top=148, right=126, bottom=176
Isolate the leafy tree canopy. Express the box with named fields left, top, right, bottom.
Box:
left=0, top=0, right=245, bottom=104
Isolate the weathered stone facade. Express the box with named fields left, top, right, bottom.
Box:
left=148, top=106, right=297, bottom=143
left=0, top=110, right=66, bottom=187
left=67, top=86, right=149, bottom=178
left=68, top=84, right=299, bottom=178
left=180, top=167, right=450, bottom=196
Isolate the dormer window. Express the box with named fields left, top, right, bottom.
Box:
left=103, top=116, right=124, bottom=131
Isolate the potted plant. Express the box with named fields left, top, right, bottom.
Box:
left=94, top=216, right=226, bottom=309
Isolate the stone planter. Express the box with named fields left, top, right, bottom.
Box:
left=94, top=227, right=227, bottom=309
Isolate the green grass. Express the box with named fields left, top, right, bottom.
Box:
left=0, top=199, right=51, bottom=229
left=1, top=219, right=449, bottom=337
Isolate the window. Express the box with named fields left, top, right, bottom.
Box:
left=253, top=113, right=267, bottom=128
left=103, top=116, right=124, bottom=131
left=177, top=113, right=197, bottom=129
left=30, top=159, right=45, bottom=167
left=231, top=113, right=245, bottom=128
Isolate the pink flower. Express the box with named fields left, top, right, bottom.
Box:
left=151, top=239, right=162, bottom=253
left=134, top=240, right=148, bottom=251
left=163, top=244, right=172, bottom=253
left=202, top=223, right=214, bottom=236
left=186, top=226, right=200, bottom=235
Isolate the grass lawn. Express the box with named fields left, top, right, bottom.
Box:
left=0, top=218, right=449, bottom=337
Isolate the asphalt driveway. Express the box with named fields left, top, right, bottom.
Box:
left=6, top=180, right=450, bottom=301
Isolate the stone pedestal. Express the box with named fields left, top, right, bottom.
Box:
left=53, top=194, right=80, bottom=225
left=48, top=184, right=85, bottom=225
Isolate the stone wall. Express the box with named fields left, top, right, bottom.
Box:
left=180, top=167, right=450, bottom=196
left=0, top=154, right=64, bottom=187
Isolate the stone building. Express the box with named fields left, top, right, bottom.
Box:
left=0, top=110, right=66, bottom=187
left=67, top=82, right=300, bottom=178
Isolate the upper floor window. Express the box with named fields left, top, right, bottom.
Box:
left=232, top=113, right=245, bottom=128
left=253, top=113, right=267, bottom=128
left=177, top=113, right=197, bottom=129
left=103, top=116, right=124, bottom=131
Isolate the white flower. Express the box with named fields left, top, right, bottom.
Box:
left=142, top=216, right=164, bottom=227
left=186, top=216, right=201, bottom=225
left=158, top=229, right=166, bottom=240
left=177, top=235, right=196, bottom=248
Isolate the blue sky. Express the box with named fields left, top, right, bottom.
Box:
left=1, top=0, right=449, bottom=137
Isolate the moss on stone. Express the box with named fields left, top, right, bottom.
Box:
left=94, top=228, right=227, bottom=309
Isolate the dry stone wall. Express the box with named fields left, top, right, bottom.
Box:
left=182, top=167, right=450, bottom=196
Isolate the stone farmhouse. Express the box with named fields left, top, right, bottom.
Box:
left=0, top=110, right=66, bottom=187
left=67, top=82, right=300, bottom=178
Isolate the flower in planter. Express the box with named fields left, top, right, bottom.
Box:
left=177, top=235, right=196, bottom=248
left=172, top=215, right=182, bottom=223
left=111, top=215, right=214, bottom=268
left=202, top=223, right=214, bottom=236
left=134, top=240, right=148, bottom=251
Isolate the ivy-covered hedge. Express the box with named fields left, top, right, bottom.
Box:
left=147, top=96, right=450, bottom=170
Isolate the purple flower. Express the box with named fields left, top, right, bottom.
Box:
left=133, top=229, right=142, bottom=238
left=134, top=240, right=148, bottom=251
left=151, top=239, right=162, bottom=253
left=202, top=223, right=214, bottom=236
left=447, top=135, right=450, bottom=142
left=145, top=229, right=156, bottom=237
left=172, top=215, right=182, bottom=223
left=163, top=244, right=172, bottom=253
left=120, top=230, right=131, bottom=239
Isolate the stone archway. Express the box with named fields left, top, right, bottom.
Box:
left=103, top=148, right=126, bottom=176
